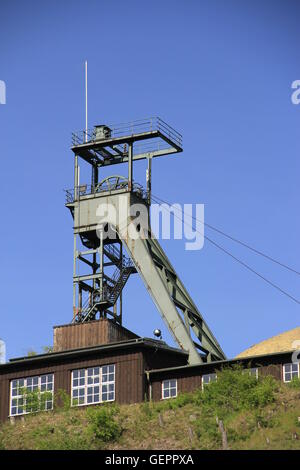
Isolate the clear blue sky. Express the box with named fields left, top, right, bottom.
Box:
left=0, top=0, right=299, bottom=360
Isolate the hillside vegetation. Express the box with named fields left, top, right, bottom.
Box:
left=1, top=366, right=300, bottom=450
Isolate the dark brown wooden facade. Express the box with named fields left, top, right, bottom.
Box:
left=148, top=351, right=290, bottom=401
left=0, top=318, right=296, bottom=423
left=0, top=338, right=188, bottom=423
left=53, top=319, right=138, bottom=352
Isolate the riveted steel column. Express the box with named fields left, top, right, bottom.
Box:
left=92, top=165, right=98, bottom=192
left=79, top=284, right=82, bottom=314
left=73, top=234, right=77, bottom=321
left=128, top=143, right=133, bottom=191
left=73, top=154, right=79, bottom=320
left=74, top=155, right=78, bottom=201
left=146, top=156, right=152, bottom=230
left=93, top=251, right=97, bottom=292
left=99, top=227, right=104, bottom=309
left=119, top=242, right=123, bottom=324
left=146, top=156, right=152, bottom=206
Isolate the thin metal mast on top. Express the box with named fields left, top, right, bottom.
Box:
left=85, top=60, right=88, bottom=143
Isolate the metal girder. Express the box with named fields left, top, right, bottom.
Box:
left=147, top=237, right=225, bottom=361
left=71, top=130, right=182, bottom=167
left=73, top=273, right=100, bottom=282
left=77, top=255, right=99, bottom=269
left=118, top=227, right=225, bottom=364
left=78, top=281, right=94, bottom=293
left=74, top=146, right=179, bottom=168
left=72, top=130, right=160, bottom=152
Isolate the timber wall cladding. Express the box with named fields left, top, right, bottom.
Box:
left=0, top=350, right=145, bottom=423
left=150, top=362, right=284, bottom=401
left=53, top=319, right=139, bottom=352
left=151, top=371, right=202, bottom=401
left=259, top=363, right=283, bottom=381
left=53, top=351, right=145, bottom=404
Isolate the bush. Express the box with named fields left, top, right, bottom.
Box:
left=55, top=389, right=71, bottom=411
left=165, top=392, right=194, bottom=409
left=286, top=377, right=300, bottom=389
left=246, top=376, right=278, bottom=408
left=86, top=405, right=121, bottom=443
left=194, top=366, right=277, bottom=419
left=190, top=367, right=280, bottom=449
left=17, top=387, right=53, bottom=414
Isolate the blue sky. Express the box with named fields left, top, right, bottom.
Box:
left=0, top=0, right=299, bottom=360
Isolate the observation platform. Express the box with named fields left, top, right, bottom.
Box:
left=71, top=116, right=183, bottom=167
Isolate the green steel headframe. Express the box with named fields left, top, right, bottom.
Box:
left=65, top=117, right=226, bottom=364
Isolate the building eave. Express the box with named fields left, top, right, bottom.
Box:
left=147, top=349, right=295, bottom=376
left=0, top=338, right=188, bottom=371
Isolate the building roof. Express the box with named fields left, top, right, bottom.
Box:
left=147, top=348, right=294, bottom=376
left=235, top=327, right=300, bottom=358
left=0, top=337, right=188, bottom=371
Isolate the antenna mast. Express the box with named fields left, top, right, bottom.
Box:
left=85, top=60, right=88, bottom=142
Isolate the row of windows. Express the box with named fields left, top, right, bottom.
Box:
left=10, top=365, right=116, bottom=417
left=161, top=369, right=258, bottom=399
left=9, top=363, right=300, bottom=414
left=162, top=364, right=299, bottom=399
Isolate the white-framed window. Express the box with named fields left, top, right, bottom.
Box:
left=243, top=368, right=259, bottom=379
left=10, top=374, right=54, bottom=417
left=71, top=364, right=115, bottom=406
left=283, top=363, right=300, bottom=383
left=202, top=373, right=217, bottom=389
left=162, top=379, right=177, bottom=399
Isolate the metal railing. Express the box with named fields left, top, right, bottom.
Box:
left=71, top=117, right=182, bottom=149
left=104, top=243, right=121, bottom=261
left=77, top=256, right=134, bottom=321
left=65, top=179, right=148, bottom=204
left=104, top=243, right=132, bottom=267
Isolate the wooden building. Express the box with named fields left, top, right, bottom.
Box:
left=0, top=320, right=299, bottom=423
left=147, top=351, right=291, bottom=401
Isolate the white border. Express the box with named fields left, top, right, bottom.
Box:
left=201, top=373, right=217, bottom=390
left=161, top=378, right=177, bottom=400
left=283, top=362, right=300, bottom=383
left=71, top=364, right=115, bottom=407
left=9, top=374, right=54, bottom=417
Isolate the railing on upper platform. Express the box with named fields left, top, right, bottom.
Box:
left=65, top=177, right=148, bottom=204
left=71, top=116, right=182, bottom=149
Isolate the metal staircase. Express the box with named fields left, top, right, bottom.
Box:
left=74, top=249, right=136, bottom=323
left=108, top=263, right=136, bottom=305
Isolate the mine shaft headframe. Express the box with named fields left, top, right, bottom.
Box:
left=67, top=117, right=182, bottom=327
left=67, top=117, right=225, bottom=363
left=70, top=116, right=183, bottom=167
